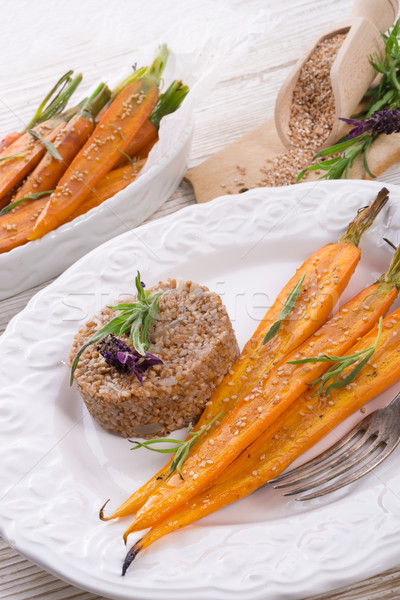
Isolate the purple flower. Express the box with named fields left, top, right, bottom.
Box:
left=340, top=108, right=400, bottom=139
left=97, top=334, right=163, bottom=384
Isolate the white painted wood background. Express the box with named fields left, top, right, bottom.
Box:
left=2, top=0, right=400, bottom=598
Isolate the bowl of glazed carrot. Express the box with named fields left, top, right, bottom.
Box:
left=0, top=44, right=191, bottom=300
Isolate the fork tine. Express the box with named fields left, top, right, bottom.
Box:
left=272, top=428, right=371, bottom=489
left=281, top=436, right=386, bottom=496
left=269, top=422, right=369, bottom=485
left=295, top=438, right=400, bottom=500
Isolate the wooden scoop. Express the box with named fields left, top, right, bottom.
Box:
left=275, top=0, right=398, bottom=150
left=185, top=0, right=398, bottom=204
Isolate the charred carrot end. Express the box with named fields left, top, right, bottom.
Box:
left=122, top=541, right=143, bottom=576
left=99, top=499, right=111, bottom=521
left=104, top=191, right=389, bottom=521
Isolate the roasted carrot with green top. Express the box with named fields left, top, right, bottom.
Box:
left=101, top=188, right=389, bottom=522
left=124, top=235, right=400, bottom=534
left=123, top=306, right=400, bottom=571
left=94, top=45, right=168, bottom=123
left=28, top=59, right=167, bottom=240
left=0, top=70, right=79, bottom=155
left=113, top=80, right=189, bottom=168
left=0, top=73, right=82, bottom=205
left=5, top=83, right=110, bottom=214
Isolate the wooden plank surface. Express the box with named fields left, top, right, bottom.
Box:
left=2, top=0, right=400, bottom=598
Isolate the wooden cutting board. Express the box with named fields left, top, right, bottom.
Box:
left=184, top=116, right=288, bottom=204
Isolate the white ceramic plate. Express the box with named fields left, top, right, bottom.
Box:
left=2, top=180, right=400, bottom=600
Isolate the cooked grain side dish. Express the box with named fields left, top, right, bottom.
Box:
left=70, top=279, right=239, bottom=438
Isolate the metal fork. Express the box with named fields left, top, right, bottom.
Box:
left=269, top=391, right=400, bottom=501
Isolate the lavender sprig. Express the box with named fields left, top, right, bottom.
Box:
left=70, top=271, right=162, bottom=384
left=97, top=334, right=162, bottom=384
left=340, top=108, right=400, bottom=139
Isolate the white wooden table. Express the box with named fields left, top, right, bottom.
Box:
left=2, top=1, right=400, bottom=598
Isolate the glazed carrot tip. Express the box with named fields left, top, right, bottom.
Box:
left=122, top=543, right=142, bottom=576
left=99, top=498, right=111, bottom=521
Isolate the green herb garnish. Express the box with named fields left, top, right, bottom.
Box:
left=297, top=19, right=400, bottom=182
left=297, top=136, right=375, bottom=182
left=287, top=317, right=383, bottom=396
left=27, top=129, right=63, bottom=161
left=130, top=412, right=223, bottom=480
left=115, top=146, right=140, bottom=168
left=0, top=152, right=26, bottom=163
left=263, top=274, right=306, bottom=345
left=0, top=190, right=53, bottom=216
left=70, top=271, right=161, bottom=385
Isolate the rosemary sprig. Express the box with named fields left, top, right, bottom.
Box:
left=287, top=317, right=383, bottom=396
left=297, top=136, right=375, bottom=182
left=263, top=274, right=306, bottom=345
left=27, top=129, right=63, bottom=161
left=0, top=152, right=26, bottom=163
left=115, top=146, right=140, bottom=168
left=70, top=271, right=161, bottom=384
left=130, top=412, right=222, bottom=480
left=0, top=190, right=54, bottom=216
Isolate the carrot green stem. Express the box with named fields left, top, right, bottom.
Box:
left=24, top=72, right=83, bottom=131
left=111, top=44, right=169, bottom=99
left=150, top=80, right=189, bottom=129
left=339, top=187, right=389, bottom=246
left=145, top=43, right=169, bottom=84
left=379, top=242, right=400, bottom=287
left=81, top=83, right=111, bottom=118
left=111, top=67, right=147, bottom=100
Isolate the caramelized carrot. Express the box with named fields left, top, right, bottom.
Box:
left=68, top=160, right=145, bottom=221
left=113, top=121, right=156, bottom=167
left=0, top=132, right=21, bottom=154
left=0, top=195, right=49, bottom=253
left=124, top=307, right=400, bottom=570
left=134, top=137, right=158, bottom=160
left=0, top=119, right=65, bottom=202
left=113, top=80, right=188, bottom=168
left=7, top=83, right=110, bottom=211
left=0, top=70, right=81, bottom=157
left=102, top=189, right=389, bottom=522
left=0, top=72, right=82, bottom=203
left=124, top=240, right=400, bottom=535
left=28, top=76, right=160, bottom=241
